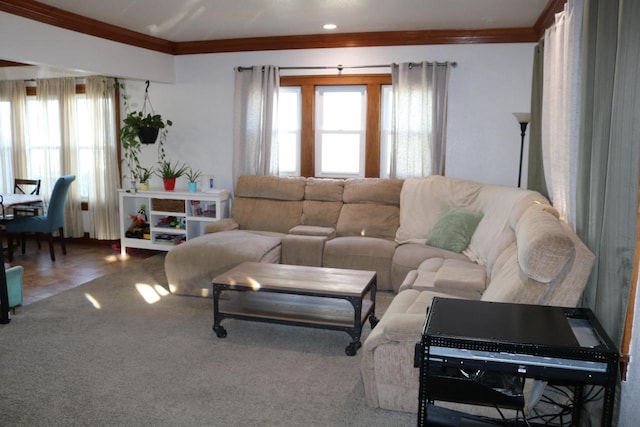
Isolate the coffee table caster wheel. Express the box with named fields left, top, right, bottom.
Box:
left=369, top=315, right=379, bottom=329
left=345, top=341, right=361, bottom=356
left=213, top=324, right=227, bottom=338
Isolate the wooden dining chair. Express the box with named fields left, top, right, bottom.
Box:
left=12, top=178, right=42, bottom=217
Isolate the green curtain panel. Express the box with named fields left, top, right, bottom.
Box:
left=576, top=0, right=640, bottom=349
left=527, top=41, right=548, bottom=199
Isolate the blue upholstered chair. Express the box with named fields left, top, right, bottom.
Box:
left=6, top=175, right=76, bottom=262
left=5, top=265, right=24, bottom=313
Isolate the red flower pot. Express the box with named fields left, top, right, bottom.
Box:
left=163, top=178, right=176, bottom=191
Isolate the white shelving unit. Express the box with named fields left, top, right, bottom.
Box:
left=118, top=189, right=229, bottom=255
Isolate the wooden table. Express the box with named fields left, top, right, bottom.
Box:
left=211, top=262, right=378, bottom=356
left=1, top=193, right=43, bottom=324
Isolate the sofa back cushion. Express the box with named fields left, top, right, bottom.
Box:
left=302, top=178, right=344, bottom=228
left=396, top=176, right=482, bottom=244
left=231, top=175, right=306, bottom=233
left=464, top=184, right=548, bottom=270
left=235, top=175, right=306, bottom=200
left=336, top=178, right=403, bottom=239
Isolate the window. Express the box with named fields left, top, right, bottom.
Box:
left=279, top=74, right=391, bottom=178
left=0, top=82, right=115, bottom=200
left=315, top=86, right=366, bottom=177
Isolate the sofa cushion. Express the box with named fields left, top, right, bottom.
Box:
left=391, top=243, right=469, bottom=292
left=304, top=177, right=344, bottom=201
left=301, top=200, right=342, bottom=228
left=426, top=207, right=484, bottom=253
left=396, top=176, right=483, bottom=244
left=515, top=206, right=575, bottom=283
left=343, top=178, right=403, bottom=205
left=398, top=258, right=485, bottom=299
left=165, top=230, right=283, bottom=297
left=481, top=241, right=550, bottom=304
left=235, top=175, right=305, bottom=200
left=464, top=185, right=548, bottom=269
left=336, top=203, right=400, bottom=239
left=289, top=225, right=336, bottom=238
left=323, top=236, right=397, bottom=291
left=281, top=234, right=327, bottom=267
left=232, top=198, right=302, bottom=233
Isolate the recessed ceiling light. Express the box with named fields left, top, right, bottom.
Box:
left=323, top=23, right=337, bottom=30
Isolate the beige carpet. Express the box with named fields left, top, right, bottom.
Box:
left=0, top=254, right=414, bottom=426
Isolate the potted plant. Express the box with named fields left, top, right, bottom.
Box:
left=156, top=160, right=188, bottom=191
left=122, top=111, right=172, bottom=145
left=185, top=168, right=202, bottom=193
left=138, top=166, right=154, bottom=191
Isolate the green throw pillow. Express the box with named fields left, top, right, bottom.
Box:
left=426, top=207, right=484, bottom=253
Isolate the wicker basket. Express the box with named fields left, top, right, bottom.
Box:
left=151, top=198, right=185, bottom=213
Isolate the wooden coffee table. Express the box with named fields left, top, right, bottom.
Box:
left=211, top=262, right=378, bottom=356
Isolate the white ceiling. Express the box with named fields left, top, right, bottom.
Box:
left=35, top=0, right=549, bottom=42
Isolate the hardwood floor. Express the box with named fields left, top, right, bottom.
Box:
left=2, top=237, right=159, bottom=306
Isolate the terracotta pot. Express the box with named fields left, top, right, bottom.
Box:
left=163, top=178, right=176, bottom=191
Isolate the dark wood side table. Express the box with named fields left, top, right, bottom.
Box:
left=415, top=297, right=619, bottom=426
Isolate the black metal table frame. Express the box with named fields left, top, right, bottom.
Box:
left=212, top=278, right=378, bottom=356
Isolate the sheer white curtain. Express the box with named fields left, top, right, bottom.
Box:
left=541, top=0, right=584, bottom=227
left=0, top=80, right=27, bottom=192
left=233, top=66, right=279, bottom=184
left=36, top=78, right=83, bottom=237
left=389, top=61, right=452, bottom=178
left=86, top=76, right=120, bottom=239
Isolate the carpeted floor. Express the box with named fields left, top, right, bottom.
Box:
left=0, top=254, right=414, bottom=426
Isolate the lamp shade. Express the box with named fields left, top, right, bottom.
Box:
left=513, top=112, right=531, bottom=124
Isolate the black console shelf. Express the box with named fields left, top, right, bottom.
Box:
left=415, top=298, right=619, bottom=427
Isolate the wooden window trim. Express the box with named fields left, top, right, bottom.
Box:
left=281, top=74, right=391, bottom=177
left=25, top=84, right=86, bottom=96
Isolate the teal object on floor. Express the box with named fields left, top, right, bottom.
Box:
left=6, top=265, right=24, bottom=309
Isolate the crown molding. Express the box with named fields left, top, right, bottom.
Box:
left=1, top=0, right=552, bottom=56
left=174, top=27, right=538, bottom=55
left=0, top=0, right=174, bottom=53
left=534, top=0, right=567, bottom=38
left=0, top=59, right=31, bottom=66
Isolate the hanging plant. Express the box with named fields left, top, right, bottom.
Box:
left=119, top=80, right=173, bottom=185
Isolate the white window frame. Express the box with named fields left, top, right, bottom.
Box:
left=314, top=85, right=367, bottom=178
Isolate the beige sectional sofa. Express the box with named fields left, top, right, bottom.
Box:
left=164, top=174, right=594, bottom=414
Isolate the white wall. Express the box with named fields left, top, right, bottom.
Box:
left=133, top=43, right=535, bottom=192
left=1, top=12, right=534, bottom=191
left=0, top=12, right=174, bottom=82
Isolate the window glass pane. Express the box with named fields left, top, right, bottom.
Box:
left=0, top=101, right=13, bottom=191
left=75, top=96, right=91, bottom=198
left=278, top=133, right=298, bottom=174
left=315, top=86, right=366, bottom=177
left=278, top=86, right=301, bottom=175
left=320, top=89, right=363, bottom=131
left=25, top=98, right=62, bottom=181
left=320, top=134, right=360, bottom=174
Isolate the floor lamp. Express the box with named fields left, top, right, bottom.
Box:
left=513, top=112, right=530, bottom=188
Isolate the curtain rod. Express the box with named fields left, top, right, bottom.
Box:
left=237, top=61, right=457, bottom=72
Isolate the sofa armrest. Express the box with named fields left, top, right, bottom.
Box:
left=288, top=225, right=336, bottom=239
left=380, top=313, right=426, bottom=342
left=204, top=218, right=239, bottom=234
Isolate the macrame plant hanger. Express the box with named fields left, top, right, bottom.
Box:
left=138, top=80, right=159, bottom=144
